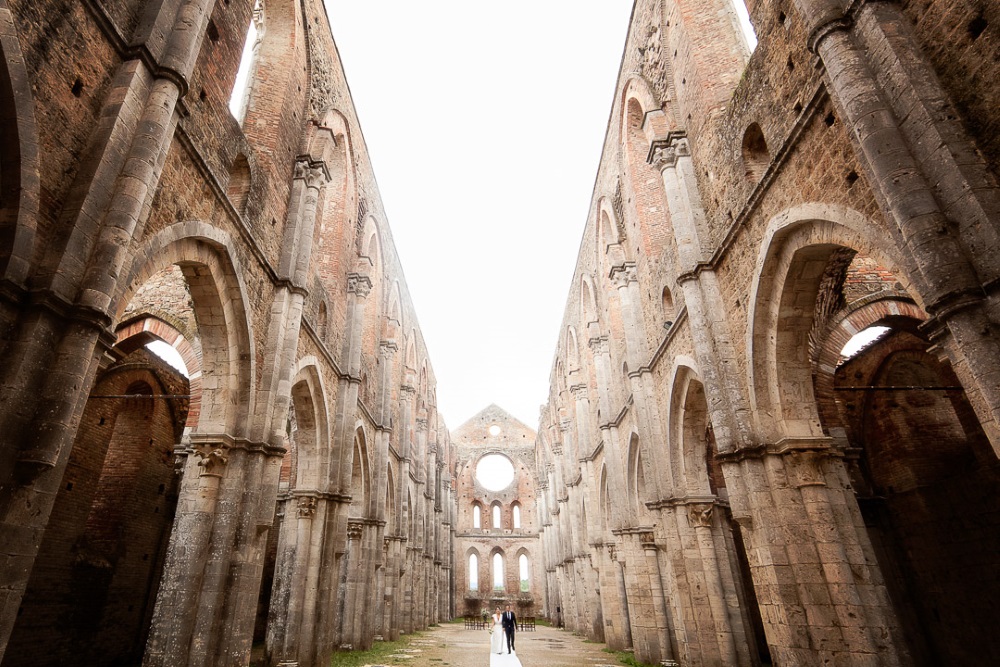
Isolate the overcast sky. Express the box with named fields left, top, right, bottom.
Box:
left=320, top=1, right=636, bottom=430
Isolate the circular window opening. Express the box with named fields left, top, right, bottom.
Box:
left=488, top=424, right=501, bottom=436
left=476, top=454, right=515, bottom=491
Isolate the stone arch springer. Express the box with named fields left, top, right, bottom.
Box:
left=118, top=221, right=257, bottom=437
left=0, top=0, right=40, bottom=286
left=746, top=202, right=920, bottom=442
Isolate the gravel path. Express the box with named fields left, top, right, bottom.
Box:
left=367, top=622, right=623, bottom=667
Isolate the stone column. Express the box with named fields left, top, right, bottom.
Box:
left=653, top=134, right=753, bottom=456
left=611, top=545, right=633, bottom=651
left=641, top=531, right=678, bottom=665
left=687, top=502, right=740, bottom=666
left=0, top=2, right=216, bottom=658
left=791, top=0, right=1000, bottom=450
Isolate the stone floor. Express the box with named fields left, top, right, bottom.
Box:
left=360, top=622, right=625, bottom=667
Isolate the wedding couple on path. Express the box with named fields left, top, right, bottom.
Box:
left=489, top=604, right=517, bottom=660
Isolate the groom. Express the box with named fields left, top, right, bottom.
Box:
left=501, top=604, right=517, bottom=654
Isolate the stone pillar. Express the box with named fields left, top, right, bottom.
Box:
left=688, top=502, right=741, bottom=666
left=612, top=545, right=633, bottom=650
left=641, top=531, right=678, bottom=665
left=653, top=134, right=753, bottom=456
left=0, top=2, right=216, bottom=658
left=791, top=0, right=1000, bottom=450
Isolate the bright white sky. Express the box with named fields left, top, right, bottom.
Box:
left=320, top=2, right=755, bottom=431
left=321, top=1, right=634, bottom=430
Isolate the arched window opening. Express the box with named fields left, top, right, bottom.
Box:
left=469, top=554, right=479, bottom=590
left=229, top=0, right=265, bottom=123
left=492, top=503, right=501, bottom=529
left=661, top=286, right=674, bottom=325
left=741, top=123, right=770, bottom=182
left=519, top=554, right=530, bottom=591
left=473, top=504, right=481, bottom=529
left=512, top=503, right=521, bottom=529
left=492, top=553, right=504, bottom=591
left=226, top=153, right=251, bottom=212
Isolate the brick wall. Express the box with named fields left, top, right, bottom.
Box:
left=5, top=350, right=185, bottom=667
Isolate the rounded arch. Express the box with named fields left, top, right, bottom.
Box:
left=0, top=3, right=40, bottom=284
left=747, top=204, right=919, bottom=441
left=114, top=315, right=203, bottom=433
left=814, top=297, right=927, bottom=433
left=119, top=223, right=256, bottom=435
left=619, top=75, right=661, bottom=137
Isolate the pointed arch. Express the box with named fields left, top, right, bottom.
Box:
left=288, top=359, right=330, bottom=491
left=0, top=2, right=40, bottom=284
left=668, top=363, right=713, bottom=496
left=747, top=203, right=918, bottom=441
left=350, top=424, right=371, bottom=517
left=119, top=222, right=256, bottom=435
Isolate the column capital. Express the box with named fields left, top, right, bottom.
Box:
left=687, top=502, right=714, bottom=528
left=297, top=496, right=318, bottom=518
left=648, top=131, right=690, bottom=170
left=294, top=155, right=331, bottom=189
left=347, top=273, right=373, bottom=298
left=609, top=262, right=638, bottom=288
left=588, top=336, right=609, bottom=355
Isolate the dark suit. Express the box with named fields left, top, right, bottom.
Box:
left=502, top=609, right=517, bottom=652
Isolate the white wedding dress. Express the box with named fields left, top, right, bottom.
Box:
left=490, top=613, right=504, bottom=654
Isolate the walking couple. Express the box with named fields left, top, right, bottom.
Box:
left=489, top=604, right=517, bottom=655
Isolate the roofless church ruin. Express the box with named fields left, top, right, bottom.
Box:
left=1, top=0, right=999, bottom=666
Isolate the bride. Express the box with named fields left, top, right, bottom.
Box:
left=490, top=605, right=504, bottom=654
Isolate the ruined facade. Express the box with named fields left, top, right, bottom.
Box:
left=0, top=1, right=452, bottom=666
left=451, top=406, right=542, bottom=619
left=537, top=1, right=1000, bottom=666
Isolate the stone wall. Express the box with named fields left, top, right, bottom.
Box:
left=0, top=1, right=454, bottom=666
left=451, top=406, right=542, bottom=618
left=537, top=1, right=1000, bottom=665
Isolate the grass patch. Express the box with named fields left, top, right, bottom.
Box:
left=602, top=647, right=658, bottom=667
left=329, top=633, right=422, bottom=667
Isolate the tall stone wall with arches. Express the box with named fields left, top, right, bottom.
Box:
left=537, top=1, right=1000, bottom=666
left=0, top=1, right=453, bottom=666
left=451, top=405, right=542, bottom=620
